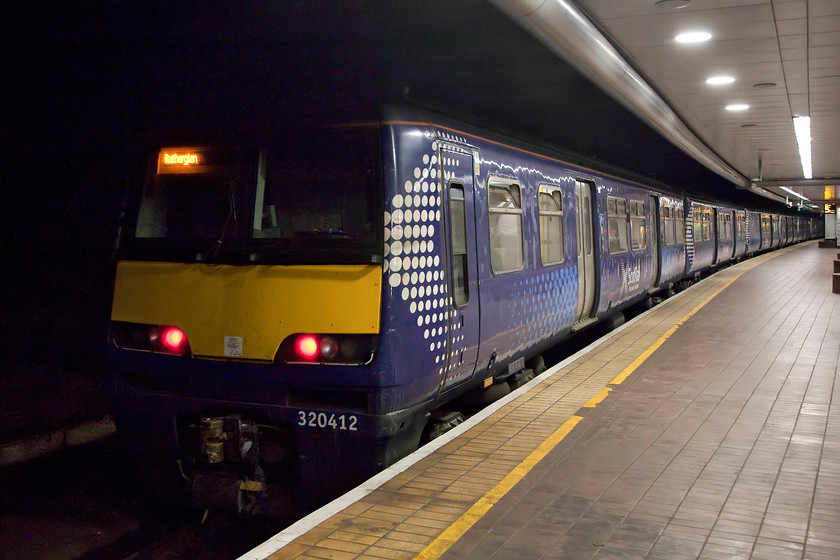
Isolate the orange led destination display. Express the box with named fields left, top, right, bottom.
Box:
left=157, top=147, right=217, bottom=175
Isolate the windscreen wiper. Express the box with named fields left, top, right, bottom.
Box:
left=202, top=183, right=238, bottom=262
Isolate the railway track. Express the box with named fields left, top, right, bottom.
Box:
left=0, top=437, right=288, bottom=560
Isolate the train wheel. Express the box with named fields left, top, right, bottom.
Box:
left=525, top=354, right=546, bottom=376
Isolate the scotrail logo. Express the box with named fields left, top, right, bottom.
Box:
left=621, top=261, right=641, bottom=295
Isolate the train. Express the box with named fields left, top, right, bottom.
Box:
left=107, top=107, right=822, bottom=516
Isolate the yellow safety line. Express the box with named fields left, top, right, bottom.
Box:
left=583, top=386, right=612, bottom=407
left=413, top=264, right=758, bottom=560
left=414, top=416, right=583, bottom=560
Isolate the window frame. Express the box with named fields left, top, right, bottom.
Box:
left=537, top=185, right=565, bottom=265
left=448, top=183, right=469, bottom=308
left=487, top=178, right=525, bottom=274
left=607, top=195, right=629, bottom=254
left=629, top=199, right=647, bottom=251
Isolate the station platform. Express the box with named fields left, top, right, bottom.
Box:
left=241, top=240, right=839, bottom=560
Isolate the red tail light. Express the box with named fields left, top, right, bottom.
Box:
left=161, top=327, right=188, bottom=352
left=110, top=322, right=191, bottom=356
left=279, top=333, right=377, bottom=365
left=296, top=335, right=319, bottom=359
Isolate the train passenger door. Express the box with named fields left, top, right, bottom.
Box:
left=439, top=148, right=480, bottom=392
left=649, top=195, right=660, bottom=288
left=574, top=181, right=596, bottom=324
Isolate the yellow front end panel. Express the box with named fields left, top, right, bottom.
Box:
left=111, top=262, right=382, bottom=361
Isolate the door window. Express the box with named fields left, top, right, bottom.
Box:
left=449, top=185, right=468, bottom=307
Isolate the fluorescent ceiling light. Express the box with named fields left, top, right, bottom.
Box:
left=779, top=186, right=809, bottom=201
left=675, top=31, right=711, bottom=43
left=706, top=76, right=735, bottom=85
left=725, top=104, right=749, bottom=111
left=793, top=116, right=812, bottom=179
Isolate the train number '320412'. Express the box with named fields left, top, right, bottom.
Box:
left=296, top=410, right=359, bottom=431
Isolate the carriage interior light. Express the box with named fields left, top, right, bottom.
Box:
left=779, top=186, right=809, bottom=201
left=726, top=104, right=750, bottom=111
left=793, top=116, right=812, bottom=179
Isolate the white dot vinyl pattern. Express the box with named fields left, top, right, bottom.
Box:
left=384, top=141, right=467, bottom=377
left=508, top=268, right=577, bottom=354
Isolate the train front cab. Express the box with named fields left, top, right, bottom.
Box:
left=106, top=123, right=446, bottom=515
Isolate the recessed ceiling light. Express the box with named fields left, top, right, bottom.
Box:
left=706, top=76, right=735, bottom=85
left=753, top=82, right=777, bottom=88
left=655, top=0, right=691, bottom=8
left=675, top=31, right=712, bottom=43
left=725, top=104, right=750, bottom=111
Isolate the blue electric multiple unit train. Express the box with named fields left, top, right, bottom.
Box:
left=108, top=108, right=821, bottom=515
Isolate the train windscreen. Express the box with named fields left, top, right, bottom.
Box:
left=127, top=126, right=381, bottom=265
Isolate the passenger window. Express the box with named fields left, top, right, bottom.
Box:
left=607, top=196, right=628, bottom=254
left=449, top=185, right=468, bottom=307
left=488, top=182, right=524, bottom=273
left=629, top=200, right=646, bottom=251
left=538, top=188, right=564, bottom=265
